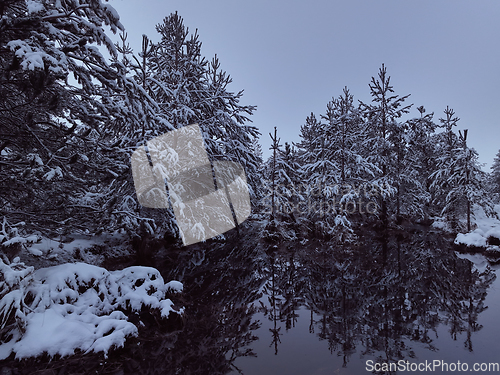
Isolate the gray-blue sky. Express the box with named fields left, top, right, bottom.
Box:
left=111, top=0, right=500, bottom=169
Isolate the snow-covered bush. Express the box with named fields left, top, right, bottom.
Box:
left=454, top=204, right=500, bottom=249
left=0, top=261, right=182, bottom=360
left=0, top=218, right=39, bottom=262
left=0, top=258, right=34, bottom=333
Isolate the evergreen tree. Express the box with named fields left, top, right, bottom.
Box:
left=322, top=87, right=376, bottom=185
left=265, top=127, right=298, bottom=220
left=430, top=106, right=460, bottom=224
left=294, top=113, right=322, bottom=229
left=297, top=113, right=338, bottom=236
left=203, top=55, right=260, bottom=200
left=443, top=129, right=495, bottom=231
left=295, top=112, right=321, bottom=174
left=250, top=136, right=264, bottom=167
left=405, top=106, right=438, bottom=220
left=262, top=128, right=299, bottom=239
left=0, top=0, right=159, bottom=239
left=321, top=87, right=378, bottom=239
left=490, top=149, right=500, bottom=199
left=359, top=64, right=411, bottom=224
left=147, top=12, right=206, bottom=130
left=144, top=13, right=260, bottom=205
left=115, top=13, right=259, bottom=240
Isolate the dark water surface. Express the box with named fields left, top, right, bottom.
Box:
left=3, top=227, right=500, bottom=374
left=159, top=227, right=500, bottom=375
left=231, top=252, right=500, bottom=375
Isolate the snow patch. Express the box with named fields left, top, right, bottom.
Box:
left=454, top=204, right=500, bottom=249
left=455, top=231, right=486, bottom=248
left=2, top=235, right=38, bottom=247
left=26, top=0, right=45, bottom=14
left=165, top=280, right=183, bottom=293
left=43, top=166, right=63, bottom=181
left=0, top=260, right=182, bottom=360
left=27, top=153, right=43, bottom=166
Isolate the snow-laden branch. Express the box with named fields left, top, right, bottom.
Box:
left=41, top=4, right=91, bottom=21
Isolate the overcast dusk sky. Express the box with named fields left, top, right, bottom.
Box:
left=111, top=0, right=500, bottom=169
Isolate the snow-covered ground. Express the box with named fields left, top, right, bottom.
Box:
left=0, top=258, right=182, bottom=360
left=454, top=204, right=500, bottom=249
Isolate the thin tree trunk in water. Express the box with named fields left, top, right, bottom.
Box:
left=271, top=127, right=277, bottom=220
left=467, top=199, right=471, bottom=232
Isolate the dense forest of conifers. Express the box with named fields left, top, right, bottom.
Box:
left=261, top=72, right=500, bottom=242
left=1, top=1, right=500, bottom=254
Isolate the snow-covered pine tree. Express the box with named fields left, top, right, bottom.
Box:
left=294, top=113, right=323, bottom=231
left=262, top=129, right=300, bottom=239
left=125, top=13, right=259, bottom=239
left=359, top=64, right=411, bottom=225
left=147, top=13, right=259, bottom=168
left=491, top=149, right=500, bottom=199
left=405, top=106, right=439, bottom=220
left=203, top=55, right=260, bottom=201
left=295, top=112, right=321, bottom=176
left=430, top=106, right=460, bottom=225
left=442, top=129, right=495, bottom=231
left=297, top=114, right=339, bottom=237
left=322, top=87, right=376, bottom=185
left=321, top=87, right=378, bottom=239
left=0, top=0, right=160, bottom=239
left=250, top=137, right=264, bottom=167
left=146, top=12, right=206, bottom=130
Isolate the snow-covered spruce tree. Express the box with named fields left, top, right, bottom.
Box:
left=146, top=13, right=258, bottom=188
left=490, top=149, right=500, bottom=199
left=263, top=128, right=300, bottom=239
left=321, top=87, right=378, bottom=239
left=278, top=141, right=301, bottom=218
left=146, top=12, right=206, bottom=130
left=265, top=127, right=294, bottom=219
left=441, top=129, right=495, bottom=232
left=250, top=136, right=264, bottom=167
left=295, top=112, right=346, bottom=237
left=359, top=64, right=412, bottom=225
left=0, top=0, right=161, bottom=240
left=203, top=55, right=260, bottom=202
left=295, top=112, right=321, bottom=174
left=405, top=106, right=439, bottom=221
left=430, top=106, right=460, bottom=225
left=247, top=135, right=265, bottom=208
left=296, top=113, right=340, bottom=237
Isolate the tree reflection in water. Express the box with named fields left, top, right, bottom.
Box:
left=3, top=227, right=496, bottom=374
left=253, top=230, right=495, bottom=374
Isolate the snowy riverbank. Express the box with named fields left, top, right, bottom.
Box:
left=453, top=204, right=500, bottom=253
left=0, top=258, right=182, bottom=360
